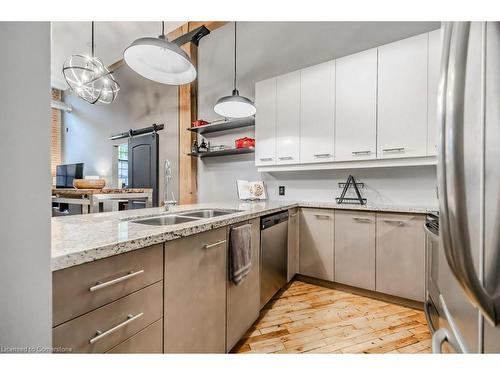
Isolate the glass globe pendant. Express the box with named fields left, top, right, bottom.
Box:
left=62, top=22, right=120, bottom=105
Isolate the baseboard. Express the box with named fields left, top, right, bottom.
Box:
left=294, top=274, right=424, bottom=311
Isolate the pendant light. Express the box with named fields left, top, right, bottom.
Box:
left=124, top=21, right=197, bottom=85
left=214, top=22, right=256, bottom=118
left=62, top=22, right=120, bottom=105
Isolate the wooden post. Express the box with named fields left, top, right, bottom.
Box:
left=168, top=22, right=227, bottom=204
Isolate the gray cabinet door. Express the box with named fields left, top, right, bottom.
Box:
left=287, top=208, right=299, bottom=282
left=376, top=213, right=425, bottom=301
left=164, top=228, right=227, bottom=353
left=299, top=208, right=334, bottom=281
left=334, top=210, right=375, bottom=290
left=226, top=219, right=260, bottom=352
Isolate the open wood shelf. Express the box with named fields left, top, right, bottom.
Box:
left=188, top=147, right=255, bottom=158
left=187, top=117, right=255, bottom=136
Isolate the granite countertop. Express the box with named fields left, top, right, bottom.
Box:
left=51, top=201, right=438, bottom=271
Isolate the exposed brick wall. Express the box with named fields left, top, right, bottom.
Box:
left=51, top=88, right=62, bottom=177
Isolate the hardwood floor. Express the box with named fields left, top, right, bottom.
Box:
left=231, top=280, right=431, bottom=354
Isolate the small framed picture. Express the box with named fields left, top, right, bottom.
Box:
left=236, top=180, right=267, bottom=201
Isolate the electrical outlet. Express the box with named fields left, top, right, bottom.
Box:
left=279, top=186, right=285, bottom=196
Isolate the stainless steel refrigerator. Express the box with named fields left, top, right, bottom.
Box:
left=432, top=21, right=500, bottom=353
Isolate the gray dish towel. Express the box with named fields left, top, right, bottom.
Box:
left=229, top=224, right=252, bottom=285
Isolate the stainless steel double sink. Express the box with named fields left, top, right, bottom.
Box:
left=130, top=209, right=241, bottom=226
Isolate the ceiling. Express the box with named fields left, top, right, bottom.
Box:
left=51, top=22, right=185, bottom=90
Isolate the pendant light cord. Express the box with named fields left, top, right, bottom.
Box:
left=234, top=22, right=237, bottom=91
left=91, top=21, right=95, bottom=57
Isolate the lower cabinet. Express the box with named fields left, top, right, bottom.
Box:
left=226, top=219, right=261, bottom=352
left=376, top=213, right=425, bottom=301
left=299, top=208, right=334, bottom=281
left=287, top=208, right=299, bottom=281
left=164, top=227, right=227, bottom=353
left=334, top=210, right=376, bottom=290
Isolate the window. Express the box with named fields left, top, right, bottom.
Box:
left=118, top=143, right=128, bottom=188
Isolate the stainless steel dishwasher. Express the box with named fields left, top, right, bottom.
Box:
left=260, top=211, right=288, bottom=308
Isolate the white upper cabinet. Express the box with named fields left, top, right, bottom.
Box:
left=377, top=33, right=428, bottom=159
left=335, top=49, right=378, bottom=161
left=427, top=29, right=442, bottom=156
left=300, top=60, right=335, bottom=163
left=255, top=77, right=276, bottom=166
left=276, top=71, right=300, bottom=165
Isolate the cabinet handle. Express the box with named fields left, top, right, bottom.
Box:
left=278, top=156, right=293, bottom=160
left=314, top=214, right=332, bottom=220
left=259, top=157, right=273, bottom=161
left=353, top=217, right=372, bottom=223
left=352, top=150, right=372, bottom=155
left=89, top=270, right=145, bottom=292
left=89, top=312, right=144, bottom=344
left=382, top=147, right=405, bottom=153
left=382, top=219, right=406, bottom=226
left=314, top=153, right=332, bottom=158
left=290, top=213, right=298, bottom=217
left=204, top=239, right=227, bottom=249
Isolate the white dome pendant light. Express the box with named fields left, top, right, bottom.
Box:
left=124, top=21, right=197, bottom=85
left=214, top=22, right=256, bottom=118
left=62, top=22, right=120, bottom=105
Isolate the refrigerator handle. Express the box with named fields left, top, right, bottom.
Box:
left=431, top=328, right=450, bottom=354
left=439, top=22, right=499, bottom=326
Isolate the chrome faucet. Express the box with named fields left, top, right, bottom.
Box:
left=163, top=159, right=177, bottom=211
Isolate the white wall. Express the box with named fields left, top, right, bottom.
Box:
left=62, top=64, right=179, bottom=203
left=197, top=22, right=440, bottom=207
left=0, top=22, right=52, bottom=350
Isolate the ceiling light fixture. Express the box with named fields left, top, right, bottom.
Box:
left=214, top=22, right=256, bottom=119
left=123, top=21, right=197, bottom=85
left=62, top=22, right=120, bottom=105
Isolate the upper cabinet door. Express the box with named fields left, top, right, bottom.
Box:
left=276, top=71, right=300, bottom=165
left=377, top=34, right=428, bottom=159
left=335, top=49, right=377, bottom=161
left=427, top=29, right=442, bottom=156
left=300, top=60, right=335, bottom=163
left=255, top=77, right=276, bottom=166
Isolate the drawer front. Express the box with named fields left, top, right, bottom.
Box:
left=107, top=319, right=163, bottom=354
left=53, top=281, right=163, bottom=353
left=53, top=244, right=163, bottom=326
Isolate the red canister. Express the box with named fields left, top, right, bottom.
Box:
left=235, top=137, right=255, bottom=149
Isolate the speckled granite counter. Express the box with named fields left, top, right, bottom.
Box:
left=51, top=201, right=437, bottom=271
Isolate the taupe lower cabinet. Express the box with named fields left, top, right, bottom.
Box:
left=52, top=245, right=164, bottom=353
left=299, top=208, right=334, bottom=281
left=226, top=219, right=261, bottom=352
left=287, top=208, right=299, bottom=281
left=334, top=210, right=376, bottom=290
left=376, top=213, right=425, bottom=301
left=164, top=227, right=227, bottom=353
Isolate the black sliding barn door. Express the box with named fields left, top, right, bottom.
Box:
left=128, top=133, right=159, bottom=207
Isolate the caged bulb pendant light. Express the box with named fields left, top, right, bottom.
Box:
left=214, top=22, right=256, bottom=118
left=123, top=21, right=197, bottom=85
left=62, top=22, right=120, bottom=105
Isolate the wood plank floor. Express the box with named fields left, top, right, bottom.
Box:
left=231, top=280, right=431, bottom=354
